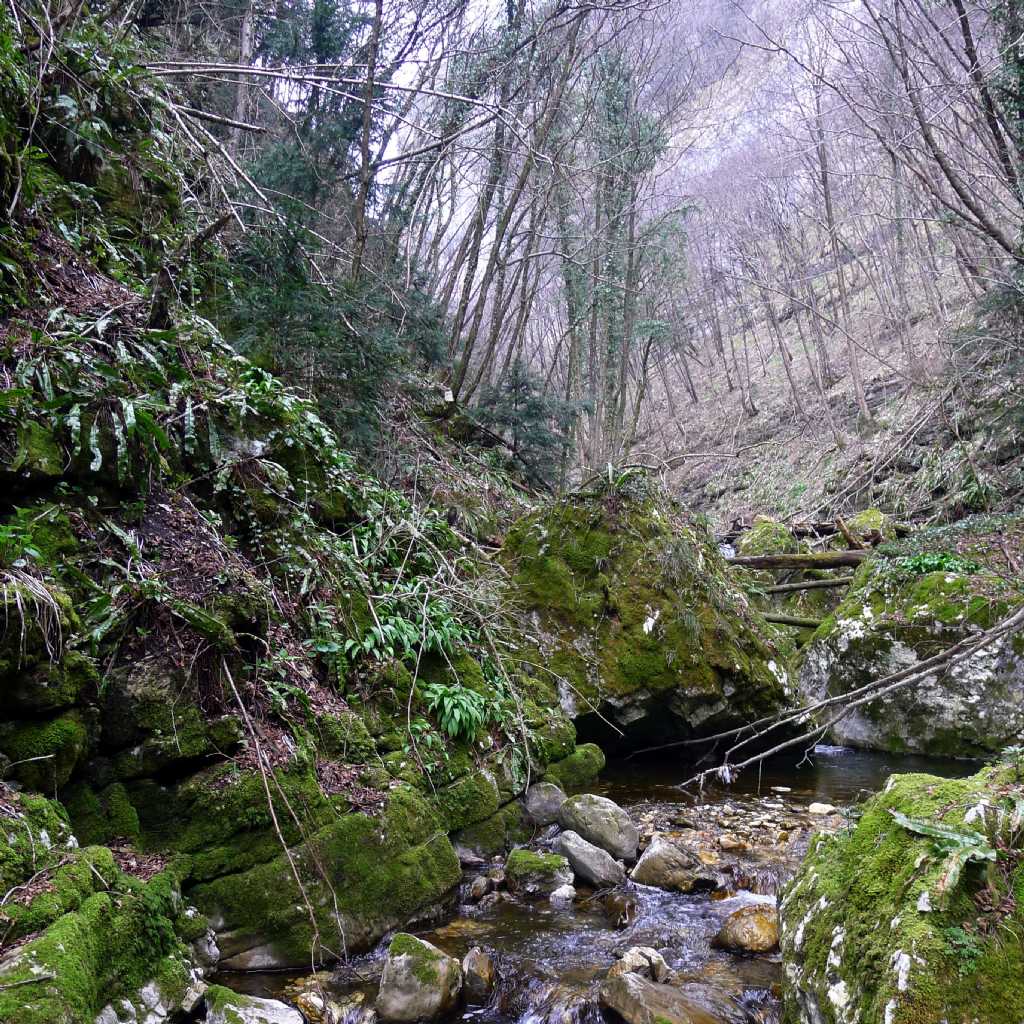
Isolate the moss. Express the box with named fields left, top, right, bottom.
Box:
left=2, top=845, right=119, bottom=942
left=64, top=781, right=141, bottom=845
left=0, top=868, right=190, bottom=1024
left=388, top=932, right=444, bottom=987
left=543, top=743, right=605, bottom=791
left=0, top=709, right=89, bottom=790
left=736, top=518, right=802, bottom=557
left=781, top=765, right=1024, bottom=1024
left=317, top=711, right=376, bottom=762
left=0, top=791, right=75, bottom=895
left=433, top=768, right=501, bottom=832
left=502, top=488, right=787, bottom=744
left=187, top=784, right=460, bottom=965
left=10, top=420, right=64, bottom=479
left=454, top=800, right=530, bottom=858
left=505, top=848, right=570, bottom=886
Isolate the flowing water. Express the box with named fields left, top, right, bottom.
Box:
left=214, top=746, right=975, bottom=1024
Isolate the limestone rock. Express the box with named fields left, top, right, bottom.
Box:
left=796, top=524, right=1024, bottom=757
left=524, top=782, right=567, bottom=825
left=807, top=803, right=836, bottom=816
left=598, top=972, right=724, bottom=1024
left=504, top=849, right=573, bottom=897
left=781, top=763, right=1024, bottom=1024
left=558, top=794, right=639, bottom=862
left=630, top=834, right=715, bottom=893
left=554, top=829, right=625, bottom=888
left=607, top=946, right=673, bottom=983
left=205, top=986, right=304, bottom=1024
left=462, top=946, right=496, bottom=1004
left=376, top=934, right=462, bottom=1022
left=714, top=904, right=779, bottom=953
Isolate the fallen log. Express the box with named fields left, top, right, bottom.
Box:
left=763, top=613, right=824, bottom=628
left=764, top=576, right=855, bottom=594
left=727, top=550, right=868, bottom=570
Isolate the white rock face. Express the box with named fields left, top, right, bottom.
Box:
left=796, top=573, right=1024, bottom=756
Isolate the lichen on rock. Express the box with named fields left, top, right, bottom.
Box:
left=796, top=516, right=1024, bottom=756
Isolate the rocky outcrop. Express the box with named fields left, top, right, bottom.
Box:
left=376, top=934, right=463, bottom=1022
left=796, top=517, right=1024, bottom=756
left=503, top=482, right=790, bottom=747
left=781, top=762, right=1024, bottom=1024
left=559, top=793, right=639, bottom=861
left=554, top=829, right=626, bottom=888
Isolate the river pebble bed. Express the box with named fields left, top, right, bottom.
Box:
left=217, top=746, right=973, bottom=1024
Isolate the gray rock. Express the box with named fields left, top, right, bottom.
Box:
left=205, top=989, right=303, bottom=1024
left=558, top=794, right=639, bottom=862
left=462, top=946, right=496, bottom=1004
left=554, top=830, right=626, bottom=888
left=598, top=973, right=723, bottom=1024
left=630, top=834, right=716, bottom=893
left=524, top=782, right=567, bottom=825
left=607, top=946, right=673, bottom=984
left=468, top=874, right=493, bottom=901
left=376, top=934, right=462, bottom=1022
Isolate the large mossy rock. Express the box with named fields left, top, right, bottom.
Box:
left=796, top=518, right=1024, bottom=756
left=780, top=762, right=1024, bottom=1024
left=174, top=772, right=461, bottom=968
left=376, top=933, right=463, bottom=1022
left=503, top=481, right=789, bottom=745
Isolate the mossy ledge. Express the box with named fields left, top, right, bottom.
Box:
left=781, top=762, right=1024, bottom=1024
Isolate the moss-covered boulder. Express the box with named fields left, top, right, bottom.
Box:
left=183, top=777, right=461, bottom=968
left=505, top=849, right=573, bottom=896
left=780, top=762, right=1024, bottom=1023
left=0, top=708, right=91, bottom=790
left=0, top=860, right=204, bottom=1024
left=376, top=933, right=463, bottom=1022
left=796, top=524, right=1024, bottom=756
left=543, top=743, right=605, bottom=791
left=503, top=482, right=789, bottom=746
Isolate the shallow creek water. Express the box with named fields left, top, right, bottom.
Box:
left=215, top=746, right=974, bottom=1024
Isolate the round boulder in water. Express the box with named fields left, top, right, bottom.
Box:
left=504, top=849, right=574, bottom=897
left=713, top=904, right=779, bottom=953
left=558, top=794, right=639, bottom=862
left=376, top=933, right=462, bottom=1022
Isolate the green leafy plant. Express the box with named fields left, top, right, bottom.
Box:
left=890, top=809, right=998, bottom=905
left=885, top=552, right=982, bottom=576
left=943, top=926, right=984, bottom=977
left=422, top=682, right=489, bottom=742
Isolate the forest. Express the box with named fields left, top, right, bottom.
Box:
left=0, top=0, right=1023, bottom=1023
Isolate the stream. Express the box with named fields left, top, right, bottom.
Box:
left=214, top=746, right=975, bottom=1024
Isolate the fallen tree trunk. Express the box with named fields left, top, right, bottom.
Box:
left=763, top=613, right=823, bottom=628
left=764, top=576, right=855, bottom=594
left=727, top=551, right=868, bottom=570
